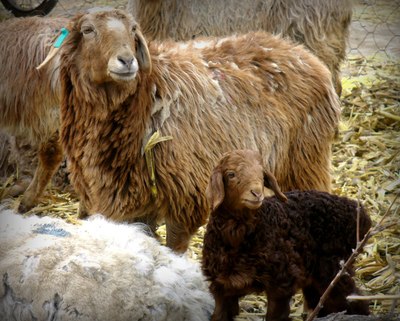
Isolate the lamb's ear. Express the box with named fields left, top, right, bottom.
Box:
left=135, top=29, right=152, bottom=74
left=205, top=169, right=225, bottom=212
left=264, top=170, right=287, bottom=202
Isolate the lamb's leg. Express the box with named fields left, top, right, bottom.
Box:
left=303, top=274, right=370, bottom=317
left=302, top=284, right=320, bottom=313
left=265, top=293, right=292, bottom=321
left=210, top=288, right=239, bottom=321
left=324, top=274, right=370, bottom=316
left=18, top=134, right=62, bottom=213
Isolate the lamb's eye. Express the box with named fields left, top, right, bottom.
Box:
left=226, top=172, right=235, bottom=179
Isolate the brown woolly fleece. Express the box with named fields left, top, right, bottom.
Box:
left=202, top=149, right=371, bottom=321
left=128, top=0, right=353, bottom=95
left=60, top=10, right=340, bottom=252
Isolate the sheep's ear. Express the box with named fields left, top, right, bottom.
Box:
left=135, top=29, right=152, bottom=74
left=205, top=169, right=225, bottom=212
left=264, top=170, right=287, bottom=202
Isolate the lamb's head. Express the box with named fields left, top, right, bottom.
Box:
left=63, top=9, right=151, bottom=85
left=206, top=149, right=287, bottom=212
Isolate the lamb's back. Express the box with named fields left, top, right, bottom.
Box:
left=262, top=190, right=371, bottom=257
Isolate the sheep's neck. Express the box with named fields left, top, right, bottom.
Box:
left=63, top=79, right=149, bottom=156
left=61, top=73, right=155, bottom=217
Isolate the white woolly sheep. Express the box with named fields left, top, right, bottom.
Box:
left=0, top=209, right=213, bottom=321
left=127, top=0, right=353, bottom=95
left=202, top=149, right=371, bottom=321
left=0, top=16, right=68, bottom=212
left=59, top=10, right=340, bottom=253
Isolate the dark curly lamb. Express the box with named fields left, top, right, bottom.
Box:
left=202, top=149, right=371, bottom=321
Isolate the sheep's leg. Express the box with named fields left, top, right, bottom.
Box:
left=78, top=199, right=89, bottom=219
left=18, top=134, right=62, bottom=213
left=134, top=212, right=159, bottom=235
left=265, top=293, right=291, bottom=321
left=165, top=219, right=193, bottom=253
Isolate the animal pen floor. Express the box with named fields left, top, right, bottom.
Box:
left=0, top=0, right=399, bottom=320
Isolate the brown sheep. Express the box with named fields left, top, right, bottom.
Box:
left=59, top=10, right=340, bottom=253
left=202, top=149, right=371, bottom=321
left=0, top=16, right=68, bottom=212
left=127, top=0, right=353, bottom=95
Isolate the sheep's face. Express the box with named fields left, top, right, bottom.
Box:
left=66, top=10, right=151, bottom=85
left=206, top=150, right=287, bottom=213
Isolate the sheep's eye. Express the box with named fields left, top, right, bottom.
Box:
left=81, top=25, right=95, bottom=35
left=131, top=25, right=137, bottom=33
left=226, top=171, right=235, bottom=179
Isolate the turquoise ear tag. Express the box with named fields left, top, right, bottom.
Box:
left=36, top=27, right=69, bottom=70
left=54, top=28, right=69, bottom=48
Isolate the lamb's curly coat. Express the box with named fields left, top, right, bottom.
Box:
left=202, top=150, right=371, bottom=321
left=60, top=10, right=340, bottom=252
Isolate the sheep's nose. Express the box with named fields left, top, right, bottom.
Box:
left=117, top=55, right=134, bottom=68
left=251, top=190, right=263, bottom=199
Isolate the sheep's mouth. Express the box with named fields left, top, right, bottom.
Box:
left=109, top=71, right=137, bottom=81
left=243, top=199, right=263, bottom=209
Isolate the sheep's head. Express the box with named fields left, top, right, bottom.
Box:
left=63, top=9, right=151, bottom=85
left=206, top=149, right=287, bottom=212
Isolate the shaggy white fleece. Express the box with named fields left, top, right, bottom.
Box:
left=0, top=209, right=213, bottom=321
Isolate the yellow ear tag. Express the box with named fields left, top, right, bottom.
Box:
left=144, top=131, right=173, bottom=198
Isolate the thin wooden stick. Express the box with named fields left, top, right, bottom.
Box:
left=347, top=294, right=400, bottom=301
left=306, top=193, right=399, bottom=321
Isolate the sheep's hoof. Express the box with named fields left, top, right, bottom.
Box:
left=1, top=179, right=30, bottom=199
left=78, top=203, right=89, bottom=219
left=17, top=200, right=35, bottom=213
